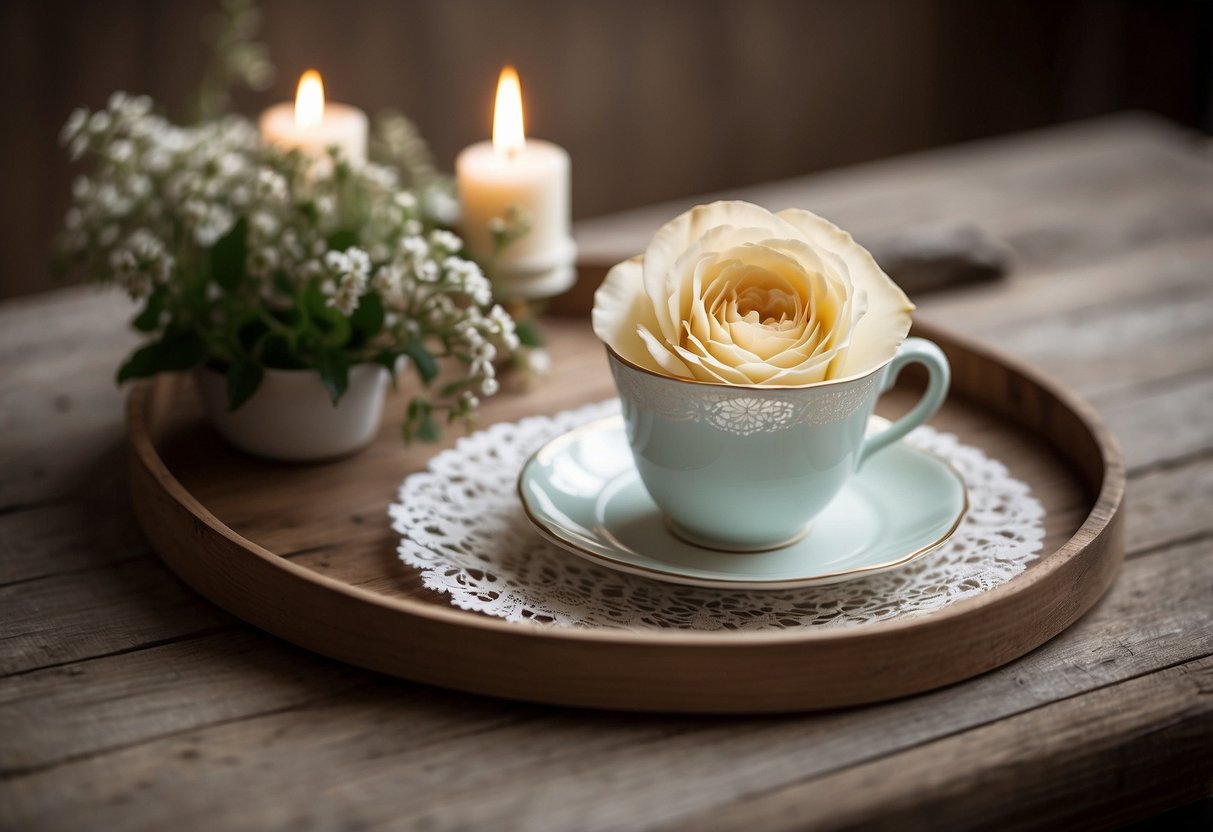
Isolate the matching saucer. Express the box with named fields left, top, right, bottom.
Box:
left=517, top=415, right=968, bottom=589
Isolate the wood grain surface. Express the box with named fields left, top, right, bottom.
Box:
left=1, top=114, right=1211, bottom=829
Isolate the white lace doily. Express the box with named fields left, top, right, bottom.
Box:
left=391, top=400, right=1045, bottom=630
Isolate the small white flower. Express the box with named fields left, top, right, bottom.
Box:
left=108, top=139, right=134, bottom=164
left=526, top=348, right=552, bottom=376
left=480, top=377, right=499, bottom=396
left=373, top=263, right=404, bottom=295
left=325, top=249, right=350, bottom=273
left=60, top=109, right=87, bottom=146
left=193, top=205, right=234, bottom=247
left=400, top=236, right=428, bottom=261
left=88, top=110, right=112, bottom=134
left=228, top=185, right=251, bottom=208
left=255, top=168, right=288, bottom=201
left=250, top=210, right=280, bottom=241
left=144, top=146, right=172, bottom=173
left=417, top=260, right=439, bottom=282
left=474, top=342, right=497, bottom=363
left=429, top=229, right=463, bottom=254
left=462, top=326, right=483, bottom=347
left=125, top=175, right=152, bottom=200
left=346, top=247, right=371, bottom=276
left=248, top=246, right=280, bottom=277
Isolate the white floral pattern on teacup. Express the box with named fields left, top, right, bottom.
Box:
left=608, top=355, right=880, bottom=434
left=593, top=201, right=914, bottom=386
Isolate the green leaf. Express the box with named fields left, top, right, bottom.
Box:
left=317, top=349, right=350, bottom=403
left=349, top=292, right=385, bottom=345
left=417, top=411, right=441, bottom=443
left=235, top=316, right=270, bottom=354
left=402, top=396, right=440, bottom=443
left=210, top=218, right=248, bottom=291
left=272, top=270, right=295, bottom=298
left=131, top=285, right=167, bottom=332
left=326, top=229, right=358, bottom=252
left=302, top=282, right=351, bottom=347
left=116, top=331, right=207, bottom=382
left=372, top=350, right=402, bottom=385
left=302, top=281, right=328, bottom=318
left=225, top=360, right=263, bottom=411
left=402, top=341, right=439, bottom=385
left=514, top=320, right=544, bottom=348
left=260, top=334, right=308, bottom=370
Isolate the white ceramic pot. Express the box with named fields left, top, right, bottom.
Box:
left=194, top=364, right=390, bottom=462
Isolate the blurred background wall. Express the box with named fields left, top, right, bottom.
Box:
left=3, top=0, right=1209, bottom=299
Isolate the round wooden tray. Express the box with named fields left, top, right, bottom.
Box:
left=127, top=318, right=1124, bottom=713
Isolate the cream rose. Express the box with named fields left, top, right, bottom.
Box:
left=592, top=200, right=914, bottom=385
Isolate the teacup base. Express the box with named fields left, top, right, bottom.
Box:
left=661, top=516, right=815, bottom=554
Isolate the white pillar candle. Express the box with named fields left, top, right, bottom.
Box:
left=259, top=70, right=368, bottom=164
left=456, top=66, right=576, bottom=299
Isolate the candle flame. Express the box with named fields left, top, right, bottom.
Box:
left=295, top=70, right=325, bottom=129
left=493, top=66, right=525, bottom=156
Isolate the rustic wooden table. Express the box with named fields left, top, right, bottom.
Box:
left=2, top=114, right=1211, bottom=831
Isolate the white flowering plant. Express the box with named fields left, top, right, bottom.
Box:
left=57, top=93, right=521, bottom=442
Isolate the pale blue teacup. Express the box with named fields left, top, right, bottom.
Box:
left=607, top=337, right=950, bottom=552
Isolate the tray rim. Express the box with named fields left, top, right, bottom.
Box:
left=127, top=319, right=1125, bottom=711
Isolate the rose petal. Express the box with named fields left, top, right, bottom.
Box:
left=778, top=208, right=913, bottom=377
left=658, top=224, right=782, bottom=344
left=592, top=256, right=675, bottom=375
left=635, top=324, right=696, bottom=378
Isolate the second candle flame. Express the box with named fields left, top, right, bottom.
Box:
left=295, top=70, right=325, bottom=129
left=493, top=66, right=526, bottom=157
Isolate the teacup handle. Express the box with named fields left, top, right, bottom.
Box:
left=858, top=337, right=950, bottom=468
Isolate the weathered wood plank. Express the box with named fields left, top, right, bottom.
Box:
left=0, top=629, right=367, bottom=777
left=1127, top=458, right=1213, bottom=554
left=916, top=237, right=1213, bottom=399
left=0, top=287, right=132, bottom=362
left=667, top=657, right=1213, bottom=832
left=0, top=559, right=230, bottom=676
left=0, top=454, right=146, bottom=586
left=0, top=313, right=134, bottom=511
left=1100, top=373, right=1213, bottom=472
left=0, top=289, right=135, bottom=511
left=0, top=540, right=1207, bottom=829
